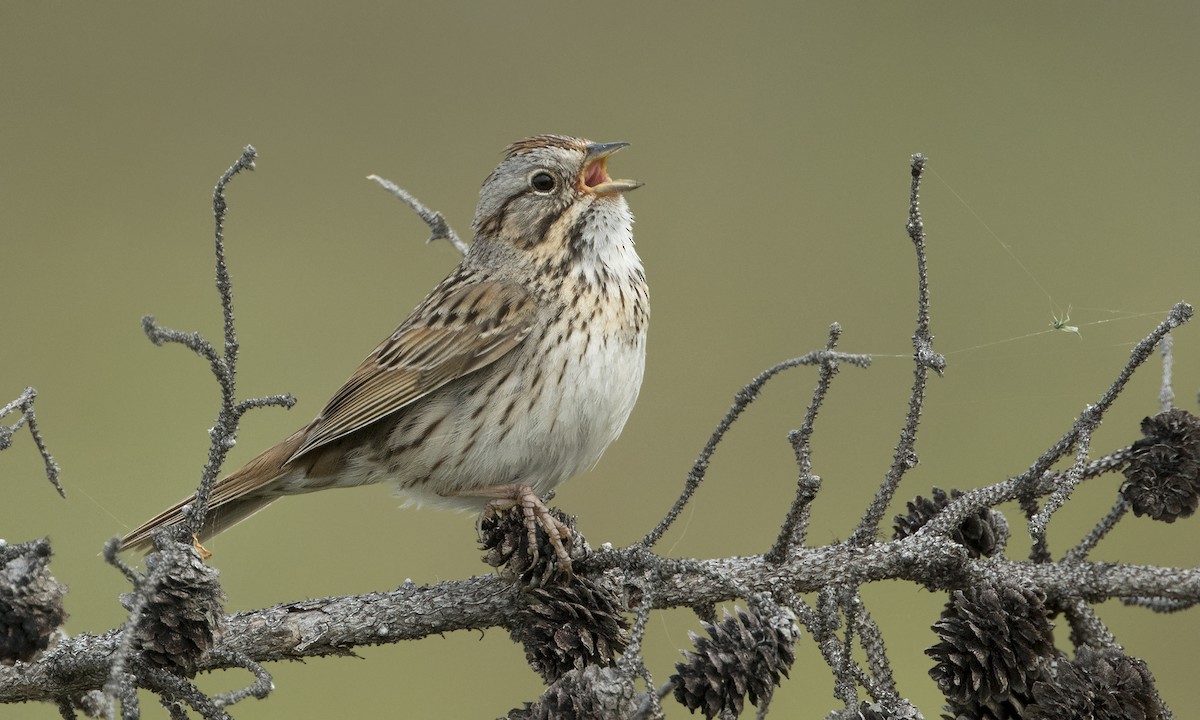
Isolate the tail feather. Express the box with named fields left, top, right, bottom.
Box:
left=118, top=428, right=308, bottom=553
left=118, top=494, right=281, bottom=553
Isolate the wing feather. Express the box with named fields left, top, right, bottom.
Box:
left=288, top=279, right=536, bottom=461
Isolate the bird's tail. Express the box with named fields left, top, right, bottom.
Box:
left=118, top=428, right=307, bottom=553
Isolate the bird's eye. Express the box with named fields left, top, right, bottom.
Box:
left=529, top=171, right=556, bottom=193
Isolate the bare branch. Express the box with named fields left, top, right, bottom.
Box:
left=852, top=603, right=898, bottom=706
left=137, top=147, right=297, bottom=544
left=1160, top=333, right=1175, bottom=411
left=767, top=323, right=843, bottom=562
left=1, top=387, right=63, bottom=497
left=850, top=154, right=942, bottom=547
left=1029, top=405, right=1099, bottom=541
left=233, top=394, right=296, bottom=417
left=1065, top=498, right=1129, bottom=563
left=366, top=174, right=470, bottom=255
left=639, top=349, right=870, bottom=550
left=209, top=651, right=273, bottom=708
left=138, top=664, right=230, bottom=720
left=924, top=303, right=1192, bottom=547
left=8, top=488, right=1200, bottom=710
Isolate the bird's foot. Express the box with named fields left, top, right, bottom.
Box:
left=467, top=484, right=573, bottom=574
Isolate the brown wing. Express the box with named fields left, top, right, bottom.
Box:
left=288, top=278, right=537, bottom=462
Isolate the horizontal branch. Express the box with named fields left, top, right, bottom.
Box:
left=5, top=538, right=1198, bottom=704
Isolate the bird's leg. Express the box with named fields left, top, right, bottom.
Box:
left=454, top=484, right=572, bottom=571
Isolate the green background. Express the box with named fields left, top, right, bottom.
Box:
left=4, top=2, right=1199, bottom=717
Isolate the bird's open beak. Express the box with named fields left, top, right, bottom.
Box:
left=582, top=141, right=643, bottom=195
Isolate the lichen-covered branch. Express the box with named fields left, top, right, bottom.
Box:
left=6, top=530, right=1200, bottom=705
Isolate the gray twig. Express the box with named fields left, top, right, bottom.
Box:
left=108, top=146, right=299, bottom=715
left=1028, top=302, right=1190, bottom=561
left=367, top=174, right=470, bottom=255
left=1065, top=498, right=1129, bottom=563
left=767, top=323, right=843, bottom=562
left=101, top=539, right=170, bottom=708
left=1029, top=406, right=1099, bottom=541
left=850, top=154, right=942, bottom=547
left=1160, top=333, right=1175, bottom=411
left=139, top=664, right=231, bottom=720
left=639, top=349, right=870, bottom=550
left=0, top=387, right=63, bottom=497
left=138, top=146, right=297, bottom=541
left=853, top=602, right=898, bottom=705
left=54, top=698, right=76, bottom=720
left=210, top=650, right=273, bottom=707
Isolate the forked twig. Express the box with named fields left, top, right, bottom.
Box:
left=766, top=323, right=844, bottom=562
left=639, top=349, right=870, bottom=550
left=0, top=387, right=63, bottom=497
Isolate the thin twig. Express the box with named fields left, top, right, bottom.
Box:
left=0, top=387, right=64, bottom=497
left=927, top=448, right=1133, bottom=534
left=620, top=577, right=662, bottom=719
left=1121, top=595, right=1200, bottom=613
left=188, top=145, right=256, bottom=535
left=925, top=304, right=1192, bottom=546
left=233, top=394, right=296, bottom=416
left=1024, top=302, right=1191, bottom=561
left=140, top=664, right=232, bottom=720
left=834, top=588, right=861, bottom=710
left=101, top=540, right=172, bottom=705
left=1060, top=598, right=1119, bottom=651
left=138, top=147, right=297, bottom=540
left=640, top=350, right=870, bottom=549
left=110, top=670, right=138, bottom=720
left=55, top=698, right=76, bottom=720
left=850, top=153, right=942, bottom=546
left=766, top=324, right=843, bottom=562
left=366, top=174, right=470, bottom=255
left=210, top=650, right=273, bottom=707
left=853, top=604, right=898, bottom=705
left=1065, top=498, right=1129, bottom=563
left=1029, top=406, right=1099, bottom=541
left=1160, top=333, right=1175, bottom=411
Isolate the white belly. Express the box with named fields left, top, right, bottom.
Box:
left=374, top=326, right=645, bottom=510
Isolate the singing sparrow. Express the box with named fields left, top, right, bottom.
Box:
left=120, top=135, right=648, bottom=570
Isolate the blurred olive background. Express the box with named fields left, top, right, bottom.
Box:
left=4, top=3, right=1200, bottom=717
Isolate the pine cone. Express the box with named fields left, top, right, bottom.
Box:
left=480, top=505, right=583, bottom=587
left=938, top=695, right=1028, bottom=720
left=511, top=665, right=637, bottom=720
left=508, top=575, right=629, bottom=684
left=927, top=583, right=1056, bottom=708
left=1027, top=646, right=1159, bottom=720
left=0, top=538, right=67, bottom=664
left=671, top=599, right=799, bottom=718
left=1122, top=408, right=1200, bottom=522
left=894, top=487, right=1004, bottom=558
left=126, top=543, right=225, bottom=676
